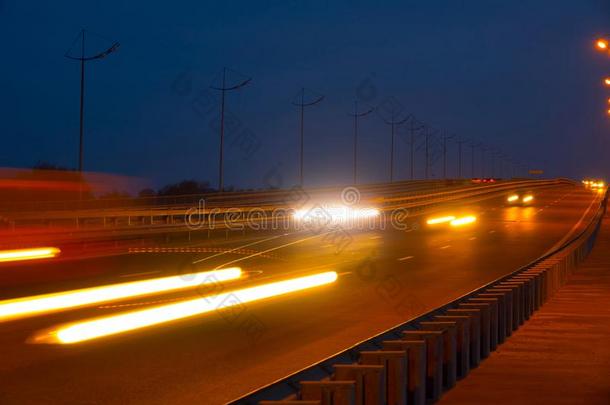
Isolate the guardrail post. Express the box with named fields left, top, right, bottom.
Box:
left=419, top=321, right=458, bottom=389
left=512, top=274, right=541, bottom=311
left=359, top=351, right=407, bottom=405
left=434, top=315, right=471, bottom=379
left=458, top=302, right=492, bottom=357
left=484, top=288, right=515, bottom=335
left=445, top=308, right=481, bottom=368
left=497, top=281, right=526, bottom=324
left=476, top=292, right=509, bottom=343
left=300, top=381, right=355, bottom=405
left=402, top=330, right=444, bottom=402
left=333, top=364, right=385, bottom=405
left=468, top=297, right=501, bottom=347
left=381, top=340, right=426, bottom=405
left=260, top=401, right=321, bottom=405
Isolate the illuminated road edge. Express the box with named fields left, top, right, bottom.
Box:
left=0, top=268, right=242, bottom=322
left=33, top=271, right=338, bottom=344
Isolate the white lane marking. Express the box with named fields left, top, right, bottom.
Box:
left=468, top=236, right=477, bottom=240
left=440, top=245, right=451, bottom=250
left=489, top=230, right=496, bottom=234
left=369, top=235, right=382, bottom=240
left=119, top=270, right=161, bottom=278
left=398, top=255, right=414, bottom=261
left=192, top=233, right=288, bottom=265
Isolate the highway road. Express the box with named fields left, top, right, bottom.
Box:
left=0, top=184, right=601, bottom=404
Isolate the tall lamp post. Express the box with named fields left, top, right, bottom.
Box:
left=442, top=131, right=454, bottom=179
left=470, top=141, right=479, bottom=178
left=594, top=38, right=610, bottom=115
left=65, top=29, right=120, bottom=172
left=210, top=67, right=251, bottom=192
left=456, top=137, right=467, bottom=178
left=382, top=110, right=409, bottom=183
left=408, top=118, right=424, bottom=180
left=292, top=88, right=324, bottom=187
left=348, top=101, right=374, bottom=184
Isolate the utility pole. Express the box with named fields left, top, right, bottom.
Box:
left=382, top=109, right=409, bottom=183
left=348, top=101, right=373, bottom=184
left=210, top=67, right=251, bottom=192
left=292, top=88, right=324, bottom=187
left=65, top=29, right=120, bottom=172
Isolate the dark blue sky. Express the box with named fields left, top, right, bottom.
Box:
left=1, top=1, right=610, bottom=191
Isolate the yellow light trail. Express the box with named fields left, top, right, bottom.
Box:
left=507, top=194, right=519, bottom=202
left=35, top=271, right=338, bottom=344
left=0, top=247, right=60, bottom=263
left=450, top=216, right=477, bottom=227
left=522, top=195, right=534, bottom=203
left=0, top=267, right=242, bottom=322
left=426, top=215, right=456, bottom=225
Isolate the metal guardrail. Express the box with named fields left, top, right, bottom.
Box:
left=3, top=179, right=570, bottom=227
left=229, top=187, right=606, bottom=405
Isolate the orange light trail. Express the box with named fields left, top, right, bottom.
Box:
left=0, top=247, right=61, bottom=263
left=0, top=267, right=242, bottom=322
left=34, top=271, right=338, bottom=344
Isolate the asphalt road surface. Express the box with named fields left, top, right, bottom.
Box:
left=0, top=184, right=600, bottom=404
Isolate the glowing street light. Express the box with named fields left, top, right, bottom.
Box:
left=604, top=78, right=610, bottom=86
left=596, top=39, right=609, bottom=51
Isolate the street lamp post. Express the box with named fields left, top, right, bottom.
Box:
left=210, top=67, right=251, bottom=192
left=442, top=132, right=454, bottom=179
left=382, top=110, right=409, bottom=183
left=349, top=101, right=373, bottom=184
left=65, top=29, right=120, bottom=172
left=456, top=138, right=466, bottom=178
left=292, top=88, right=324, bottom=187
left=408, top=118, right=424, bottom=180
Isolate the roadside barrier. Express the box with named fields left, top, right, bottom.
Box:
left=230, top=188, right=607, bottom=405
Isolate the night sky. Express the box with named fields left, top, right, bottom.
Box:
left=1, top=1, right=610, bottom=191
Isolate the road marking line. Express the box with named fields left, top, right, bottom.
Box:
left=468, top=236, right=477, bottom=240
left=440, top=245, right=451, bottom=250
left=489, top=230, right=496, bottom=234
left=398, top=256, right=414, bottom=261
left=192, top=233, right=287, bottom=265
